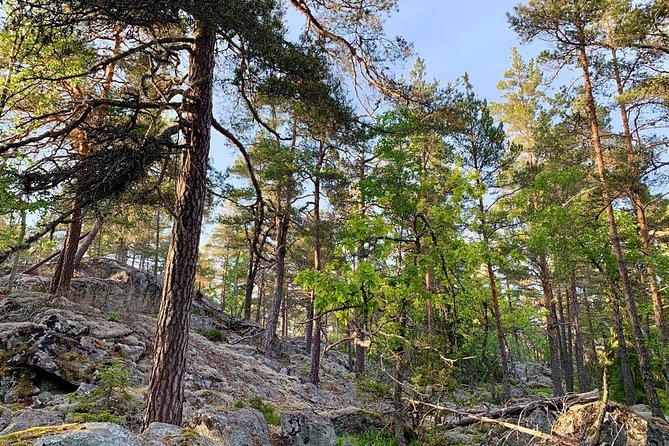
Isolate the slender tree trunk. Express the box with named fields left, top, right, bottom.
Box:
left=393, top=296, right=407, bottom=446
left=255, top=271, right=264, bottom=323
left=153, top=209, right=160, bottom=277
left=611, top=46, right=669, bottom=391
left=142, top=22, right=215, bottom=429
left=262, top=200, right=290, bottom=355
left=347, top=322, right=354, bottom=371
left=218, top=249, right=229, bottom=312
left=538, top=256, right=563, bottom=396
left=74, top=214, right=104, bottom=269
left=557, top=288, right=574, bottom=393
left=485, top=255, right=510, bottom=398
left=50, top=205, right=83, bottom=294
left=116, top=234, right=128, bottom=264
left=354, top=305, right=368, bottom=378
left=569, top=273, right=589, bottom=392
left=609, top=279, right=636, bottom=406
left=282, top=292, right=289, bottom=337
left=579, top=45, right=662, bottom=418
left=243, top=250, right=256, bottom=320
left=5, top=209, right=27, bottom=294
left=582, top=291, right=599, bottom=386
left=309, top=142, right=324, bottom=384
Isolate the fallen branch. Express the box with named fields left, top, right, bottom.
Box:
left=448, top=390, right=599, bottom=427
left=406, top=398, right=584, bottom=446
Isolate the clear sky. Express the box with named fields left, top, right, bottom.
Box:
left=384, top=0, right=540, bottom=101
left=210, top=0, right=539, bottom=173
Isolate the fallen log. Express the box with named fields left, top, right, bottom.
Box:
left=406, top=397, right=586, bottom=446
left=448, top=389, right=599, bottom=427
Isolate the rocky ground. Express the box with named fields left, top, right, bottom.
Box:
left=1, top=258, right=669, bottom=445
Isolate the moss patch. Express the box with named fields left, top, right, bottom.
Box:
left=0, top=424, right=84, bottom=446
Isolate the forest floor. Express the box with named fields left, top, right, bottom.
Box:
left=0, top=259, right=667, bottom=445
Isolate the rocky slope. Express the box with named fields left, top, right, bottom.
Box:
left=0, top=259, right=386, bottom=445
left=2, top=259, right=669, bottom=445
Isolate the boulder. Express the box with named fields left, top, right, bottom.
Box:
left=553, top=401, right=669, bottom=445
left=524, top=407, right=554, bottom=434
left=189, top=408, right=271, bottom=446
left=280, top=409, right=337, bottom=446
left=3, top=422, right=144, bottom=446
left=141, top=422, right=219, bottom=446
left=0, top=409, right=64, bottom=435
left=325, top=406, right=386, bottom=436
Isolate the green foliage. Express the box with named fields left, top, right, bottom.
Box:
left=234, top=397, right=281, bottom=426
left=355, top=374, right=393, bottom=399
left=338, top=429, right=403, bottom=446
left=67, top=359, right=137, bottom=425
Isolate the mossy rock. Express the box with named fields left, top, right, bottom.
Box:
left=0, top=424, right=83, bottom=446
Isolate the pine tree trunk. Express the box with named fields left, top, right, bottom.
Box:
left=557, top=288, right=574, bottom=393
left=393, top=297, right=407, bottom=446
left=50, top=205, right=83, bottom=294
left=309, top=144, right=324, bottom=383
left=486, top=256, right=510, bottom=398
left=578, top=45, right=662, bottom=418
left=243, top=250, right=256, bottom=320
left=611, top=46, right=669, bottom=390
left=569, top=273, right=589, bottom=392
left=153, top=209, right=160, bottom=277
left=355, top=307, right=367, bottom=378
left=74, top=214, right=104, bottom=269
left=582, top=292, right=600, bottom=386
left=539, top=256, right=563, bottom=396
left=262, top=205, right=289, bottom=355
left=256, top=271, right=264, bottom=324
left=5, top=209, right=27, bottom=294
left=609, top=279, right=636, bottom=406
left=142, top=21, right=215, bottom=429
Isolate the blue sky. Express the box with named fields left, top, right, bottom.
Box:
left=384, top=0, right=540, bottom=101
left=211, top=0, right=539, bottom=173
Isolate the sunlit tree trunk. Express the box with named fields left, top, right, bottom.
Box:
left=578, top=43, right=662, bottom=417
left=142, top=21, right=215, bottom=429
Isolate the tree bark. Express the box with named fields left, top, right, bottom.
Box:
left=153, top=208, right=160, bottom=277
left=578, top=44, right=662, bottom=418
left=393, top=297, right=407, bottom=446
left=262, top=196, right=290, bottom=355
left=142, top=21, right=215, bottom=429
left=610, top=46, right=669, bottom=389
left=309, top=141, right=324, bottom=384
left=5, top=209, right=27, bottom=294
left=73, top=214, right=105, bottom=269
left=538, top=256, right=563, bottom=396
left=50, top=205, right=83, bottom=294
left=556, top=288, right=574, bottom=393
left=485, top=253, right=510, bottom=398
left=608, top=278, right=636, bottom=406
left=568, top=273, right=589, bottom=392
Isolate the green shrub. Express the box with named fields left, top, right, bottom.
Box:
left=68, top=410, right=126, bottom=424
left=356, top=374, right=392, bottom=398
left=67, top=359, right=138, bottom=424
left=234, top=396, right=281, bottom=426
